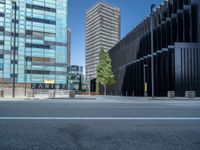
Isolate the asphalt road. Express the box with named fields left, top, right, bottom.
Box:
left=0, top=97, right=200, bottom=150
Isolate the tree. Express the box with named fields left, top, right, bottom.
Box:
left=96, top=48, right=115, bottom=95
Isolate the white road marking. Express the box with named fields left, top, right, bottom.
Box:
left=0, top=117, right=200, bottom=120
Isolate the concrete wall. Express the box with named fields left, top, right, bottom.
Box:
left=1, top=88, right=69, bottom=98
left=3, top=88, right=26, bottom=97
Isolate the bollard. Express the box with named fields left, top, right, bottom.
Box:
left=69, top=90, right=75, bottom=98
left=48, top=90, right=55, bottom=99
left=0, top=89, right=4, bottom=97
left=185, top=91, right=195, bottom=98
left=168, top=91, right=175, bottom=98
left=27, top=89, right=34, bottom=98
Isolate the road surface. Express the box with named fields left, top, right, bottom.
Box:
left=0, top=97, right=200, bottom=150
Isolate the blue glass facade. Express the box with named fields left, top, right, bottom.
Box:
left=0, top=0, right=68, bottom=85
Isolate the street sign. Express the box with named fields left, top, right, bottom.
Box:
left=31, top=83, right=67, bottom=89
left=44, top=80, right=55, bottom=84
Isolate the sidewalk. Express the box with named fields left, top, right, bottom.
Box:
left=0, top=95, right=200, bottom=102
left=94, top=96, right=200, bottom=103
left=0, top=95, right=97, bottom=101
left=149, top=97, right=200, bottom=101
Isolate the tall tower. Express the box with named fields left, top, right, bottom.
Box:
left=85, top=2, right=120, bottom=79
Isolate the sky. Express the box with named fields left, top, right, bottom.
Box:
left=68, top=0, right=163, bottom=74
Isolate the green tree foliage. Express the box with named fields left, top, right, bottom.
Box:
left=96, top=48, right=115, bottom=95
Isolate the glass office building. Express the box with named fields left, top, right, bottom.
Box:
left=0, top=0, right=68, bottom=88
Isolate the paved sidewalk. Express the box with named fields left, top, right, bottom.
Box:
left=95, top=95, right=200, bottom=101
left=0, top=95, right=97, bottom=101
left=0, top=95, right=200, bottom=102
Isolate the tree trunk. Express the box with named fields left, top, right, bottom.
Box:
left=104, top=84, right=106, bottom=95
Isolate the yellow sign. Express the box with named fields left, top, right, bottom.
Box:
left=44, top=80, right=55, bottom=84
left=144, top=83, right=148, bottom=92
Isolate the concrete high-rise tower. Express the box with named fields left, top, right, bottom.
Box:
left=85, top=2, right=120, bottom=79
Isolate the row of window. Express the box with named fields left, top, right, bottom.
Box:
left=26, top=17, right=56, bottom=25
left=26, top=3, right=56, bottom=13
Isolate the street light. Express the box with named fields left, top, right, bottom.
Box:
left=25, top=57, right=27, bottom=96
left=88, top=75, right=91, bottom=95
left=12, top=1, right=17, bottom=98
left=151, top=4, right=155, bottom=99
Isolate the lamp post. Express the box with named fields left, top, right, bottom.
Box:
left=25, top=57, right=27, bottom=96
left=151, top=4, right=155, bottom=99
left=12, top=1, right=17, bottom=98
left=66, top=65, right=69, bottom=90
left=89, top=75, right=91, bottom=95
left=143, top=64, right=148, bottom=97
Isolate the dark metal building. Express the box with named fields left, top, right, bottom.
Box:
left=108, top=0, right=200, bottom=96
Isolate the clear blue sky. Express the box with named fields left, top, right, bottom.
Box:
left=68, top=0, right=163, bottom=74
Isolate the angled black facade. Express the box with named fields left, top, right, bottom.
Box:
left=107, top=0, right=200, bottom=96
